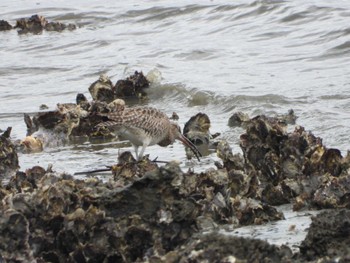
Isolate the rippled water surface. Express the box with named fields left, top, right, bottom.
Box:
left=1, top=0, right=350, bottom=176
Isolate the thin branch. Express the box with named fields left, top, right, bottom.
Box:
left=74, top=167, right=111, bottom=175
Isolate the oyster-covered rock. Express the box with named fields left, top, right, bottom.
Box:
left=0, top=20, right=12, bottom=31
left=14, top=14, right=76, bottom=34
left=226, top=112, right=350, bottom=210
left=183, top=113, right=220, bottom=159
left=22, top=101, right=107, bottom=149
left=228, top=109, right=296, bottom=129
left=88, top=71, right=150, bottom=103
left=88, top=74, right=114, bottom=102
left=299, top=209, right=350, bottom=261
left=0, top=151, right=290, bottom=262
left=160, top=232, right=293, bottom=263
left=26, top=104, right=81, bottom=137
left=228, top=111, right=250, bottom=128
left=15, top=14, right=47, bottom=34
left=0, top=210, right=34, bottom=262
left=0, top=127, right=19, bottom=177
left=114, top=71, right=150, bottom=99
left=45, top=21, right=76, bottom=32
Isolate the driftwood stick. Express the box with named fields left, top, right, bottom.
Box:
left=74, top=159, right=170, bottom=175
left=74, top=167, right=111, bottom=175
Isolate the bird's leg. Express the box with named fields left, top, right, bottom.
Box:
left=138, top=143, right=148, bottom=161
left=133, top=145, right=139, bottom=160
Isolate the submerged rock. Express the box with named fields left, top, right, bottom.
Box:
left=45, top=21, right=76, bottom=32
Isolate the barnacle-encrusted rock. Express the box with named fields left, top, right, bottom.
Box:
left=0, top=151, right=288, bottom=262
left=226, top=112, right=350, bottom=210
left=25, top=105, right=82, bottom=137
left=228, top=111, right=250, bottom=128
left=0, top=210, right=34, bottom=262
left=114, top=71, right=150, bottom=99
left=22, top=95, right=117, bottom=148
left=312, top=171, right=350, bottom=209
left=89, top=74, right=114, bottom=102
left=160, top=232, right=293, bottom=263
left=14, top=14, right=76, bottom=34
left=228, top=109, right=297, bottom=128
left=24, top=97, right=122, bottom=149
left=0, top=127, right=19, bottom=177
left=22, top=71, right=153, bottom=148
left=76, top=93, right=90, bottom=111
left=45, top=21, right=76, bottom=32
left=15, top=14, right=47, bottom=34
left=183, top=113, right=220, bottom=159
left=88, top=71, right=150, bottom=103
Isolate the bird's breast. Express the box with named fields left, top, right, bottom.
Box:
left=117, top=126, right=166, bottom=147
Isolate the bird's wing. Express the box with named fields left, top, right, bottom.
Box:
left=97, top=106, right=169, bottom=135
left=121, top=107, right=169, bottom=132
left=95, top=111, right=123, bottom=128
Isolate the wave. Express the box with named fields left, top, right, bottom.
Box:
left=148, top=81, right=298, bottom=113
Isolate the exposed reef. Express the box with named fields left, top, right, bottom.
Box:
left=3, top=104, right=350, bottom=261
left=0, top=20, right=12, bottom=31
left=183, top=112, right=220, bottom=159
left=0, top=128, right=19, bottom=177
left=0, top=156, right=283, bottom=262
left=160, top=232, right=293, bottom=262
left=19, top=71, right=151, bottom=153
left=298, top=209, right=350, bottom=261
left=89, top=71, right=150, bottom=103
left=1, top=69, right=350, bottom=261
left=240, top=115, right=350, bottom=210
left=0, top=14, right=76, bottom=34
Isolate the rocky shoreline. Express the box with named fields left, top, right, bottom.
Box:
left=0, top=15, right=76, bottom=34
left=1, top=71, right=350, bottom=262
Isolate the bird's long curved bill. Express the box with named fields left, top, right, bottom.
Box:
left=178, top=134, right=202, bottom=161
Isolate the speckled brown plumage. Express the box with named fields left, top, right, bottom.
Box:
left=97, top=99, right=201, bottom=160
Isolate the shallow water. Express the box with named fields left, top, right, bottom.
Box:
left=228, top=204, right=321, bottom=253
left=1, top=0, right=349, bottom=250
left=1, top=0, right=350, bottom=174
